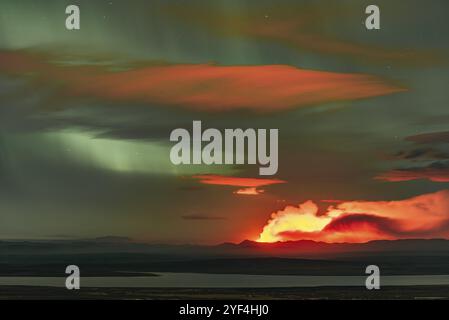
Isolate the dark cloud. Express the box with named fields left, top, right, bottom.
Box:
left=323, top=214, right=400, bottom=235
left=380, top=132, right=449, bottom=183
left=376, top=161, right=449, bottom=182
left=388, top=147, right=449, bottom=162
left=181, top=214, right=227, bottom=221
left=406, top=131, right=449, bottom=144
left=392, top=148, right=449, bottom=161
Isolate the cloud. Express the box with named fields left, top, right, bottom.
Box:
left=0, top=50, right=405, bottom=112
left=323, top=214, right=399, bottom=233
left=192, top=174, right=285, bottom=196
left=192, top=175, right=285, bottom=187
left=258, top=201, right=332, bottom=242
left=391, top=148, right=449, bottom=161
left=321, top=214, right=401, bottom=242
left=378, top=132, right=449, bottom=183
left=406, top=131, right=449, bottom=144
left=247, top=22, right=442, bottom=67
left=234, top=187, right=264, bottom=195
left=257, top=190, right=449, bottom=243
left=376, top=161, right=449, bottom=182
left=275, top=214, right=401, bottom=243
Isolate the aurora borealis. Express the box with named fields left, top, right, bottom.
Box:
left=1, top=0, right=449, bottom=244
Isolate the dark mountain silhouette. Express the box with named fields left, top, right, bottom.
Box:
left=226, top=238, right=449, bottom=257
left=2, top=238, right=449, bottom=276
left=2, top=237, right=449, bottom=257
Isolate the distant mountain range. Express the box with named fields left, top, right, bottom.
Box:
left=2, top=238, right=449, bottom=276
left=2, top=237, right=449, bottom=258
left=227, top=238, right=449, bottom=257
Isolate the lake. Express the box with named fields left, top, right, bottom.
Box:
left=1, top=273, right=449, bottom=288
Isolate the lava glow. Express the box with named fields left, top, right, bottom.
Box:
left=257, top=190, right=449, bottom=243
left=258, top=201, right=331, bottom=242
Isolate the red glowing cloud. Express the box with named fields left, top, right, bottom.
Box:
left=234, top=187, right=264, bottom=196
left=376, top=170, right=449, bottom=182
left=258, top=190, right=449, bottom=243
left=193, top=175, right=285, bottom=196
left=193, top=175, right=285, bottom=187
left=0, top=50, right=405, bottom=112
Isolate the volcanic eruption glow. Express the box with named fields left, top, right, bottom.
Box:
left=257, top=201, right=331, bottom=242
left=257, top=190, right=449, bottom=243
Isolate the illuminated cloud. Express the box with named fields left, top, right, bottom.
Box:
left=192, top=175, right=285, bottom=187
left=192, top=175, right=285, bottom=196
left=0, top=50, right=405, bottom=112
left=257, top=190, right=449, bottom=243
left=234, top=187, right=264, bottom=196
left=258, top=201, right=332, bottom=242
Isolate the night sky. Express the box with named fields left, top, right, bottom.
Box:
left=1, top=0, right=449, bottom=244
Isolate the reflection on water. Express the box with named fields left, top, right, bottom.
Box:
left=1, top=273, right=449, bottom=288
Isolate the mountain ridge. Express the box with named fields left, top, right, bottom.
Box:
left=2, top=237, right=449, bottom=257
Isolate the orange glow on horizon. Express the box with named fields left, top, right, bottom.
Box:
left=257, top=201, right=331, bottom=242
left=256, top=190, right=449, bottom=243
left=193, top=175, right=286, bottom=187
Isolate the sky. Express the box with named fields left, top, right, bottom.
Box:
left=0, top=0, right=449, bottom=244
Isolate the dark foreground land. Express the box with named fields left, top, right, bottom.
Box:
left=1, top=286, right=449, bottom=300
left=3, top=238, right=449, bottom=277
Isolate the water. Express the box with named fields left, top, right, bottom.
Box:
left=1, top=273, right=449, bottom=288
